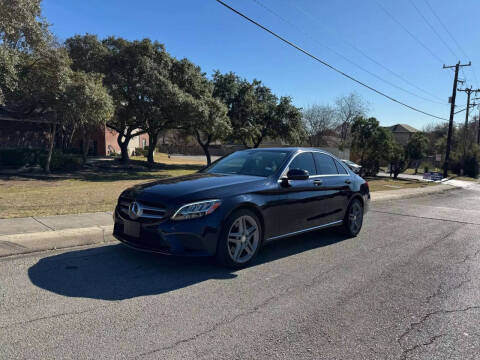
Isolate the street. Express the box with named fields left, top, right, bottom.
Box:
left=1, top=185, right=479, bottom=359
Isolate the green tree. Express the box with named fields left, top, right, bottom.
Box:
left=389, top=142, right=408, bottom=179
left=405, top=132, right=428, bottom=174
left=61, top=71, right=114, bottom=164
left=0, top=0, right=52, bottom=103
left=101, top=37, right=169, bottom=162
left=351, top=116, right=392, bottom=176
left=190, top=96, right=231, bottom=165
left=6, top=47, right=72, bottom=172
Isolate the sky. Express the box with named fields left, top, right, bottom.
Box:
left=42, top=0, right=480, bottom=130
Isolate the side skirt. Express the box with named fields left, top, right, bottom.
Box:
left=265, top=220, right=343, bottom=242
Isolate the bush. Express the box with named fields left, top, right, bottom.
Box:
left=450, top=152, right=480, bottom=178
left=361, top=158, right=380, bottom=176
left=0, top=149, right=41, bottom=168
left=39, top=151, right=83, bottom=172
left=134, top=147, right=147, bottom=156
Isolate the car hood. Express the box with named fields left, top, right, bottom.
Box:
left=121, top=172, right=268, bottom=206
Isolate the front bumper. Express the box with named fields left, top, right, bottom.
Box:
left=113, top=206, right=222, bottom=256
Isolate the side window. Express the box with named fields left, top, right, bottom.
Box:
left=288, top=152, right=316, bottom=176
left=334, top=159, right=348, bottom=174
left=313, top=153, right=338, bottom=175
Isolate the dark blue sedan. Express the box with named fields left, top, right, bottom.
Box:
left=113, top=148, right=370, bottom=268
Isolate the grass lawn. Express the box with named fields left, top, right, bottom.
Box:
left=131, top=152, right=208, bottom=165
left=0, top=159, right=199, bottom=219
left=366, top=177, right=437, bottom=192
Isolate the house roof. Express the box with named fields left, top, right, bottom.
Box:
left=385, top=124, right=419, bottom=133
left=0, top=109, right=57, bottom=124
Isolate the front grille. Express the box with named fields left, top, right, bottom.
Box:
left=118, top=197, right=167, bottom=222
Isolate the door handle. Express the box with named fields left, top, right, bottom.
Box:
left=345, top=179, right=352, bottom=184
left=313, top=180, right=323, bottom=186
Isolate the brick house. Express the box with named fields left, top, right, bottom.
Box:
left=85, top=125, right=149, bottom=156
left=0, top=110, right=148, bottom=156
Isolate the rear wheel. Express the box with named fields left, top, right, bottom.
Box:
left=342, top=199, right=364, bottom=237
left=216, top=209, right=262, bottom=268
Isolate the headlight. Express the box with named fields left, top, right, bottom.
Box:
left=171, top=200, right=222, bottom=221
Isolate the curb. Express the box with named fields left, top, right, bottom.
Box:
left=0, top=183, right=464, bottom=258
left=370, top=184, right=458, bottom=202
left=0, top=225, right=115, bottom=258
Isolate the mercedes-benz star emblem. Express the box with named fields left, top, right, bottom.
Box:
left=128, top=201, right=142, bottom=220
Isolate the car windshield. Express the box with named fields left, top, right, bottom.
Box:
left=205, top=150, right=289, bottom=177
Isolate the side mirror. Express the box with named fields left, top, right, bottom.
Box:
left=286, top=168, right=309, bottom=180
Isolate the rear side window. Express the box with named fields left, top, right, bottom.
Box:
left=288, top=152, right=316, bottom=176
left=334, top=159, right=348, bottom=174
left=313, top=153, right=338, bottom=175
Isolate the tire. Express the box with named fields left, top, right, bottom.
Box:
left=216, top=209, right=262, bottom=268
left=341, top=198, right=364, bottom=237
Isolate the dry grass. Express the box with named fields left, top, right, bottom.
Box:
left=0, top=168, right=196, bottom=219
left=366, top=177, right=437, bottom=192
left=131, top=152, right=208, bottom=165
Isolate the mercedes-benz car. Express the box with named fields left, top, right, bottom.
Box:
left=113, top=148, right=370, bottom=268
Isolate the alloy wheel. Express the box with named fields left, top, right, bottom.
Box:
left=227, top=215, right=260, bottom=264
left=348, top=201, right=363, bottom=234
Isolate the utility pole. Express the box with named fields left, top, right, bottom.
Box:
left=478, top=108, right=480, bottom=144
left=457, top=87, right=480, bottom=155
left=442, top=61, right=471, bottom=178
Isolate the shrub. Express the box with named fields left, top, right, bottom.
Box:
left=0, top=149, right=41, bottom=168
left=134, top=147, right=147, bottom=156
left=39, top=151, right=83, bottom=172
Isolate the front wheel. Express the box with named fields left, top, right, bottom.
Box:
left=342, top=199, right=364, bottom=237
left=216, top=209, right=262, bottom=268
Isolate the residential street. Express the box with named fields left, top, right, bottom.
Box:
left=1, top=185, right=479, bottom=359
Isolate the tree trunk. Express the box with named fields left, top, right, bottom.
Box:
left=44, top=122, right=57, bottom=174
left=117, top=134, right=130, bottom=163
left=253, top=136, right=263, bottom=148
left=201, top=143, right=211, bottom=166
left=81, top=131, right=89, bottom=165
left=147, top=132, right=158, bottom=166
left=195, top=131, right=212, bottom=166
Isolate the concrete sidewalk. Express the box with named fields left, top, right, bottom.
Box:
left=0, top=212, right=115, bottom=257
left=0, top=183, right=461, bottom=258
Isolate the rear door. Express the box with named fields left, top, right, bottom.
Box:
left=312, top=152, right=353, bottom=223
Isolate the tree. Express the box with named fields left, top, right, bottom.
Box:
left=351, top=116, right=392, bottom=176
left=101, top=37, right=169, bottom=162
left=0, top=0, right=52, bottom=103
left=335, top=93, right=368, bottom=144
left=61, top=71, right=114, bottom=164
left=389, top=142, right=408, bottom=179
left=5, top=47, right=72, bottom=172
left=65, top=34, right=108, bottom=74
left=302, top=104, right=338, bottom=146
left=405, top=132, right=428, bottom=174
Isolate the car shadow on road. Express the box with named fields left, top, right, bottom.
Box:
left=28, top=229, right=350, bottom=301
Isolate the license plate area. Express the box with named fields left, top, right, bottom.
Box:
left=123, top=220, right=140, bottom=238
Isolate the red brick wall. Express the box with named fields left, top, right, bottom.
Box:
left=0, top=120, right=51, bottom=149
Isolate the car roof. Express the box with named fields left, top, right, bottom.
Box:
left=242, top=147, right=336, bottom=157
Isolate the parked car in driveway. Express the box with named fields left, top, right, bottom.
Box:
left=113, top=148, right=370, bottom=268
left=342, top=159, right=362, bottom=174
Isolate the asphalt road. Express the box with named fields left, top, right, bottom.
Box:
left=1, top=185, right=480, bottom=359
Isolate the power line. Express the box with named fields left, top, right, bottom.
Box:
left=250, top=0, right=447, bottom=106
left=408, top=0, right=457, bottom=59
left=215, top=0, right=448, bottom=121
left=281, top=0, right=447, bottom=105
left=423, top=0, right=480, bottom=89
left=373, top=0, right=446, bottom=66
